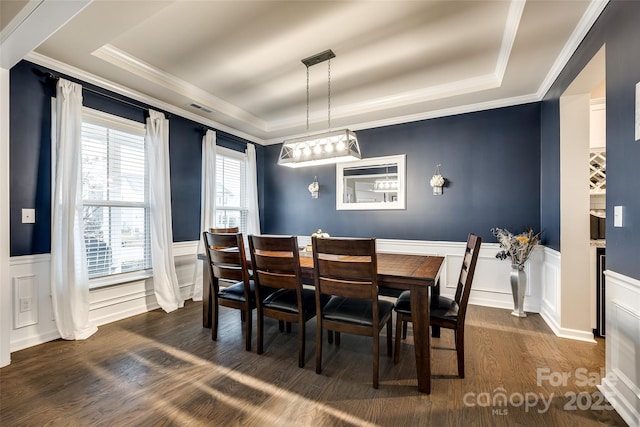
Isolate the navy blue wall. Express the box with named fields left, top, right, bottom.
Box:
left=541, top=0, right=640, bottom=279
left=539, top=99, right=561, bottom=251
left=262, top=103, right=541, bottom=244
left=9, top=60, right=256, bottom=256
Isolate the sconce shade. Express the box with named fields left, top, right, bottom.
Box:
left=278, top=129, right=361, bottom=168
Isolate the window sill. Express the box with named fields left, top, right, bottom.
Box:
left=89, top=269, right=153, bottom=290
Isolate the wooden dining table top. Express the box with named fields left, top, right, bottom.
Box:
left=295, top=250, right=444, bottom=289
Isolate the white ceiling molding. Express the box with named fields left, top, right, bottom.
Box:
left=92, top=44, right=267, bottom=131
left=0, top=0, right=91, bottom=69
left=263, top=93, right=540, bottom=146
left=267, top=73, right=501, bottom=132
left=15, top=0, right=608, bottom=143
left=536, top=0, right=610, bottom=99
left=25, top=51, right=266, bottom=145
left=494, top=0, right=527, bottom=84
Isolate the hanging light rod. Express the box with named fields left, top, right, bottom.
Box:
left=278, top=49, right=361, bottom=168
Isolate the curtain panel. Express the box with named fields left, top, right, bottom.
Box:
left=192, top=130, right=217, bottom=301
left=146, top=110, right=184, bottom=312
left=51, top=78, right=97, bottom=340
left=246, top=143, right=261, bottom=236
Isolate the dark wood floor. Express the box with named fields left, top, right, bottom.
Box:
left=1, top=300, right=627, bottom=426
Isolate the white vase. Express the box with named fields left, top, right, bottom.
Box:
left=510, top=264, right=527, bottom=317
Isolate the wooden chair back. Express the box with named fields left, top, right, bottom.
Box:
left=249, top=235, right=302, bottom=301
left=312, top=236, right=393, bottom=388
left=453, top=233, right=482, bottom=324
left=209, top=226, right=239, bottom=233
left=312, top=236, right=378, bottom=301
left=203, top=231, right=250, bottom=289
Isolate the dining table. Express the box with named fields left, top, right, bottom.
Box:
left=201, top=249, right=444, bottom=394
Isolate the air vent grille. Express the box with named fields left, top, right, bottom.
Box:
left=188, top=103, right=213, bottom=113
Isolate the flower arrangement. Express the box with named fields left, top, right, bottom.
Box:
left=491, top=227, right=542, bottom=267
left=430, top=164, right=445, bottom=188
left=430, top=174, right=445, bottom=187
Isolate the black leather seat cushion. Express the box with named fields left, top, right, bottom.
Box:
left=322, top=297, right=394, bottom=326
left=218, top=280, right=256, bottom=303
left=263, top=289, right=330, bottom=316
left=219, top=280, right=280, bottom=303
left=394, top=291, right=459, bottom=319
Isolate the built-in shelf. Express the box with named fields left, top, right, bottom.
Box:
left=589, top=150, right=606, bottom=194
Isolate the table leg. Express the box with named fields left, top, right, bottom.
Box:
left=410, top=286, right=431, bottom=394
left=202, top=258, right=212, bottom=328
left=431, top=277, right=441, bottom=338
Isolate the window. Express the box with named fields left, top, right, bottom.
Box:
left=215, top=147, right=248, bottom=233
left=81, top=109, right=150, bottom=280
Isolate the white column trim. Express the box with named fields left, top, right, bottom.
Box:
left=1, top=67, right=11, bottom=366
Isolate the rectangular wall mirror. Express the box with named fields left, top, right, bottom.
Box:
left=336, top=154, right=406, bottom=210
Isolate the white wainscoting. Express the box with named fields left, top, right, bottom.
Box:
left=539, top=246, right=598, bottom=343
left=599, top=270, right=640, bottom=427
left=540, top=247, right=562, bottom=337
left=7, top=238, right=556, bottom=353
left=8, top=241, right=200, bottom=352
left=297, top=236, right=544, bottom=314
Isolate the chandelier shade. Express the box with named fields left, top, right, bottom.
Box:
left=278, top=129, right=361, bottom=168
left=278, top=49, right=360, bottom=168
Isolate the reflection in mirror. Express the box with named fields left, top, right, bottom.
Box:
left=336, top=155, right=406, bottom=210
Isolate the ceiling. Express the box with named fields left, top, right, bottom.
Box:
left=2, top=0, right=607, bottom=144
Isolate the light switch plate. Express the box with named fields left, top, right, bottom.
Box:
left=614, top=205, right=623, bottom=227
left=22, top=208, right=35, bottom=224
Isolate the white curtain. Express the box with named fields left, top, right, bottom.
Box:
left=246, top=143, right=261, bottom=236
left=192, top=130, right=217, bottom=301
left=51, top=78, right=97, bottom=340
left=146, top=110, right=184, bottom=312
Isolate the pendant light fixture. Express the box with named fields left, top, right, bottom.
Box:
left=278, top=49, right=361, bottom=168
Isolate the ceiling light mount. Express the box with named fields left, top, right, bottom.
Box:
left=279, top=49, right=361, bottom=168
left=301, top=49, right=336, bottom=68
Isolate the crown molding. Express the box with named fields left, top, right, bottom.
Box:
left=267, top=72, right=501, bottom=132
left=537, top=0, right=610, bottom=99
left=495, top=0, right=526, bottom=84
left=24, top=51, right=266, bottom=145
left=0, top=0, right=91, bottom=69
left=262, top=92, right=540, bottom=145
left=92, top=44, right=267, bottom=131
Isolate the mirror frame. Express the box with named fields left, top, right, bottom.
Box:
left=336, top=154, right=406, bottom=210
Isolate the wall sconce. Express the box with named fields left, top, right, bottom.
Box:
left=308, top=176, right=319, bottom=198
left=430, top=164, right=445, bottom=195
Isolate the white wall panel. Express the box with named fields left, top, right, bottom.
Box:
left=600, top=270, right=640, bottom=427
left=9, top=242, right=200, bottom=353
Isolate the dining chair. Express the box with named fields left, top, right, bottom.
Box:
left=209, top=226, right=239, bottom=233
left=393, top=233, right=481, bottom=378
left=249, top=235, right=329, bottom=367
left=312, top=236, right=394, bottom=389
left=203, top=231, right=276, bottom=351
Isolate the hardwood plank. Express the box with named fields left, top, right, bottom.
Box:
left=0, top=301, right=627, bottom=426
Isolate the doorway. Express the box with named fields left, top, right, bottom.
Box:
left=559, top=45, right=606, bottom=337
